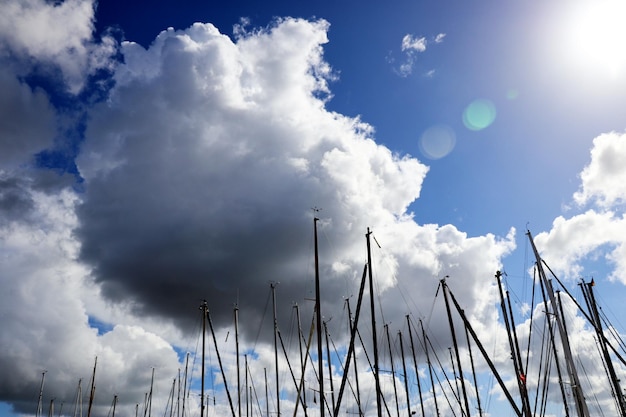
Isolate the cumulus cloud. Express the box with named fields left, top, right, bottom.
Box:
left=0, top=0, right=117, bottom=93
left=534, top=132, right=626, bottom=285
left=574, top=131, right=626, bottom=208
left=75, top=18, right=514, bottom=349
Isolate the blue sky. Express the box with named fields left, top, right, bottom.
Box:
left=2, top=0, right=626, bottom=416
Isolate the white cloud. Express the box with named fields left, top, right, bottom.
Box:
left=534, top=131, right=626, bottom=285
left=574, top=131, right=626, bottom=208
left=0, top=0, right=117, bottom=93
left=395, top=33, right=444, bottom=77
left=402, top=34, right=427, bottom=52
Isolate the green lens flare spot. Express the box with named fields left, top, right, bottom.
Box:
left=463, top=99, right=496, bottom=131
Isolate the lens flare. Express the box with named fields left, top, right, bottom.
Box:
left=463, top=99, right=496, bottom=131
left=419, top=124, right=456, bottom=159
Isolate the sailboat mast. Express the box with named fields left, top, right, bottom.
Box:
left=86, top=357, right=97, bottom=417
left=384, top=324, right=400, bottom=417
left=314, top=216, right=325, bottom=417
left=406, top=316, right=425, bottom=417
left=200, top=301, right=208, bottom=417
left=440, top=279, right=471, bottom=417
left=271, top=282, right=281, bottom=417
left=527, top=231, right=590, bottom=417
left=420, top=319, right=440, bottom=417
left=36, top=371, right=46, bottom=417
left=323, top=321, right=336, bottom=412
left=207, top=305, right=237, bottom=417
left=495, top=271, right=531, bottom=417
left=333, top=265, right=368, bottom=417
left=398, top=331, right=411, bottom=417
left=581, top=280, right=626, bottom=416
left=182, top=353, right=189, bottom=417
left=294, top=303, right=307, bottom=411
left=235, top=304, right=242, bottom=417
left=264, top=368, right=269, bottom=417
left=112, top=395, right=118, bottom=417
left=366, top=228, right=383, bottom=417
left=462, top=311, right=483, bottom=417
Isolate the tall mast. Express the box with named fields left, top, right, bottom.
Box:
left=235, top=303, right=242, bottom=417
left=144, top=367, right=154, bottom=417
left=420, top=319, right=440, bottom=417
left=182, top=353, right=190, bottom=417
left=384, top=324, right=400, bottom=417
left=527, top=231, right=590, bottom=417
left=398, top=331, right=411, bottom=417
left=334, top=265, right=368, bottom=417
left=200, top=301, right=208, bottom=417
left=440, top=278, right=471, bottom=417
left=265, top=368, right=269, bottom=417
left=207, top=305, right=237, bottom=417
left=406, top=316, right=425, bottom=417
left=245, top=355, right=249, bottom=417
left=581, top=279, right=626, bottom=416
left=462, top=311, right=483, bottom=417
left=86, top=357, right=97, bottom=417
left=73, top=378, right=82, bottom=417
left=36, top=371, right=46, bottom=417
left=324, top=321, right=336, bottom=412
left=271, top=282, right=281, bottom=417
left=366, top=228, right=382, bottom=417
left=314, top=216, right=324, bottom=417
left=294, top=303, right=307, bottom=411
left=347, top=299, right=363, bottom=417
left=112, top=395, right=118, bottom=417
left=495, top=271, right=531, bottom=417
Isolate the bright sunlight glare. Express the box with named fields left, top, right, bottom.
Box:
left=563, top=0, right=626, bottom=79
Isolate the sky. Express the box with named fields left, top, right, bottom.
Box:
left=2, top=0, right=626, bottom=416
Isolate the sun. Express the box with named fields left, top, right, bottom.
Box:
left=562, top=0, right=626, bottom=78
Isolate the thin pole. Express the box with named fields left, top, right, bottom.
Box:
left=265, top=368, right=269, bottom=417
left=112, top=395, right=118, bottom=417
left=182, top=353, right=190, bottom=417
left=462, top=311, right=483, bottom=417
left=348, top=299, right=363, bottom=417
left=201, top=301, right=208, bottom=417
left=385, top=324, right=400, bottom=417
left=235, top=304, right=242, bottom=417
left=527, top=231, right=589, bottom=417
left=582, top=280, right=626, bottom=416
left=366, top=228, right=382, bottom=417
left=420, top=320, right=440, bottom=417
left=314, top=217, right=325, bottom=417
left=441, top=279, right=471, bottom=417
left=272, top=282, right=281, bottom=417
left=324, top=321, right=336, bottom=412
left=207, top=306, right=237, bottom=417
left=295, top=303, right=307, bottom=410
left=398, top=331, right=412, bottom=417
left=407, top=316, right=425, bottom=417
left=333, top=265, right=368, bottom=417
left=36, top=371, right=46, bottom=417
left=87, top=357, right=97, bottom=417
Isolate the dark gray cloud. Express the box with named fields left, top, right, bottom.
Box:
left=75, top=19, right=514, bottom=351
